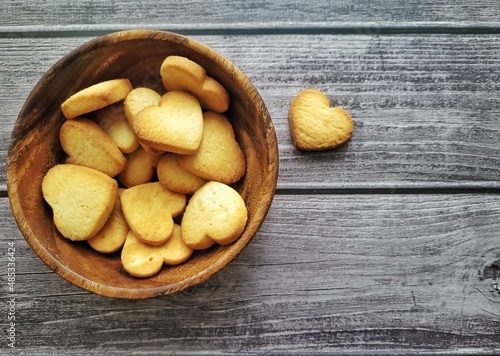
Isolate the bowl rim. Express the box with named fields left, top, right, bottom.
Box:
left=7, top=29, right=279, bottom=299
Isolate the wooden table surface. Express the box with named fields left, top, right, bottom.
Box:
left=2, top=1, right=500, bottom=354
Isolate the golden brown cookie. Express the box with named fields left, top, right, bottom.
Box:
left=117, top=146, right=159, bottom=188
left=131, top=91, right=203, bottom=154
left=123, top=87, right=162, bottom=124
left=162, top=224, right=194, bottom=266
left=60, top=117, right=127, bottom=177
left=178, top=112, right=245, bottom=184
left=120, top=182, right=186, bottom=246
left=181, top=181, right=248, bottom=250
left=60, top=79, right=133, bottom=119
left=87, top=188, right=129, bottom=253
left=288, top=89, right=354, bottom=151
left=123, top=87, right=164, bottom=156
left=120, top=230, right=165, bottom=278
left=160, top=55, right=230, bottom=113
left=120, top=224, right=193, bottom=278
left=157, top=153, right=207, bottom=195
left=92, top=102, right=140, bottom=154
left=41, top=164, right=118, bottom=241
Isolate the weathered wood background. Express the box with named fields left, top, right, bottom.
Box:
left=1, top=1, right=500, bottom=354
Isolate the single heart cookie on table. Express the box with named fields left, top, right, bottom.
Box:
left=288, top=89, right=354, bottom=151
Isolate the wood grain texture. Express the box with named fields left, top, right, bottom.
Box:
left=2, top=34, right=500, bottom=189
left=2, top=3, right=500, bottom=353
left=2, top=0, right=500, bottom=31
left=2, top=194, right=500, bottom=353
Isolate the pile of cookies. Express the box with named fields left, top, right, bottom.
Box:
left=41, top=55, right=248, bottom=278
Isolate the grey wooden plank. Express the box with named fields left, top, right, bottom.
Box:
left=2, top=0, right=500, bottom=31
left=3, top=34, right=500, bottom=190
left=2, top=194, right=500, bottom=354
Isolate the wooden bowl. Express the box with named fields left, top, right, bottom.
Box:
left=7, top=30, right=278, bottom=299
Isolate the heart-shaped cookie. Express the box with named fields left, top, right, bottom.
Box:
left=178, top=111, right=245, bottom=184
left=289, top=89, right=354, bottom=151
left=121, top=224, right=193, bottom=278
left=87, top=188, right=129, bottom=253
left=60, top=78, right=133, bottom=120
left=181, top=181, right=248, bottom=250
left=92, top=102, right=140, bottom=154
left=131, top=91, right=203, bottom=155
left=41, top=164, right=118, bottom=241
left=157, top=152, right=207, bottom=194
left=160, top=55, right=230, bottom=113
left=123, top=87, right=161, bottom=124
left=120, top=182, right=186, bottom=246
left=60, top=117, right=127, bottom=177
left=162, top=224, right=194, bottom=266
left=118, top=146, right=159, bottom=188
left=120, top=230, right=165, bottom=278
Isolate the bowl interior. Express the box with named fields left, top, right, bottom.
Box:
left=7, top=30, right=278, bottom=299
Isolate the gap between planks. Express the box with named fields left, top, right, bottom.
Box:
left=275, top=181, right=500, bottom=195
left=1, top=184, right=500, bottom=198
left=2, top=23, right=500, bottom=38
